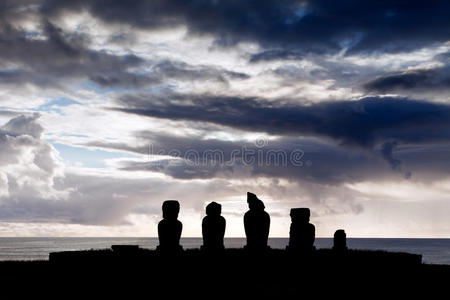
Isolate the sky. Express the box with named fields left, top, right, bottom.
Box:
left=0, top=0, right=450, bottom=238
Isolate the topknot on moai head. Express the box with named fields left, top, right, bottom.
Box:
left=206, top=201, right=222, bottom=217
left=247, top=192, right=265, bottom=211
left=290, top=208, right=310, bottom=223
left=162, top=200, right=180, bottom=220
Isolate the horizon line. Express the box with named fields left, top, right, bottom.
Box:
left=1, top=236, right=449, bottom=239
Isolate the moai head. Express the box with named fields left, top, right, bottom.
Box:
left=206, top=201, right=222, bottom=217
left=290, top=208, right=310, bottom=224
left=162, top=200, right=180, bottom=220
left=247, top=192, right=265, bottom=211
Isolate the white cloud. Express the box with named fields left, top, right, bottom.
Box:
left=334, top=44, right=450, bottom=71
left=0, top=172, right=8, bottom=198
left=0, top=114, right=67, bottom=201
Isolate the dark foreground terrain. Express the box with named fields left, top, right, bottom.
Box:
left=1, top=247, right=449, bottom=298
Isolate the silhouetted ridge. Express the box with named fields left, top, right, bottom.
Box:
left=43, top=246, right=429, bottom=298
left=14, top=193, right=446, bottom=299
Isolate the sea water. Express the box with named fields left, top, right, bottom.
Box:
left=0, top=237, right=449, bottom=264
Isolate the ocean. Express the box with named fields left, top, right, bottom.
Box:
left=0, top=237, right=449, bottom=264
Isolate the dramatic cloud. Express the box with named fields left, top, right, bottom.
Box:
left=0, top=114, right=226, bottom=226
left=89, top=59, right=249, bottom=88
left=0, top=114, right=65, bottom=199
left=363, top=67, right=450, bottom=93
left=0, top=19, right=146, bottom=87
left=0, top=114, right=134, bottom=225
left=86, top=133, right=392, bottom=184
left=41, top=0, right=450, bottom=55
left=1, top=1, right=450, bottom=237
left=0, top=15, right=247, bottom=89
left=114, top=94, right=450, bottom=147
left=249, top=50, right=305, bottom=63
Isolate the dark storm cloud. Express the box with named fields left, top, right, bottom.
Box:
left=0, top=19, right=149, bottom=87
left=435, top=51, right=450, bottom=63
left=0, top=70, right=62, bottom=88
left=363, top=67, right=450, bottom=93
left=249, top=50, right=305, bottom=63
left=149, top=60, right=249, bottom=82
left=89, top=72, right=159, bottom=88
left=88, top=131, right=450, bottom=185
left=380, top=141, right=401, bottom=171
left=41, top=0, right=450, bottom=55
left=1, top=1, right=447, bottom=90
left=113, top=94, right=450, bottom=148
left=84, top=132, right=414, bottom=185
left=89, top=59, right=249, bottom=88
left=0, top=1, right=37, bottom=26
left=85, top=133, right=410, bottom=184
left=0, top=17, right=248, bottom=88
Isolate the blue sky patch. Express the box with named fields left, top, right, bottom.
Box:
left=36, top=98, right=81, bottom=112
left=52, top=142, right=140, bottom=168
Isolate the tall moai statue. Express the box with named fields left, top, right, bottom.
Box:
left=244, top=192, right=270, bottom=251
left=288, top=208, right=315, bottom=253
left=157, top=200, right=183, bottom=253
left=333, top=229, right=347, bottom=252
left=202, top=202, right=226, bottom=252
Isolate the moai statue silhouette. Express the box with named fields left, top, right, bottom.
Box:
left=202, top=201, right=226, bottom=252
left=244, top=192, right=270, bottom=251
left=333, top=229, right=348, bottom=252
left=288, top=208, right=315, bottom=253
left=157, top=200, right=183, bottom=253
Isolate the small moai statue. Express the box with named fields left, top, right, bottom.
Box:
left=244, top=192, right=271, bottom=251
left=202, top=202, right=226, bottom=252
left=288, top=208, right=315, bottom=253
left=333, top=229, right=347, bottom=252
left=157, top=200, right=183, bottom=253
